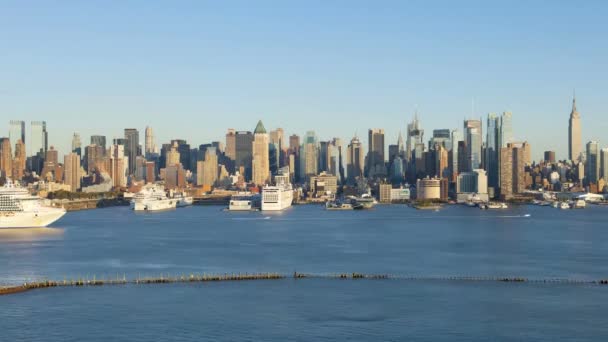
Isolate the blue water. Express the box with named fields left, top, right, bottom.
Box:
left=2, top=205, right=608, bottom=341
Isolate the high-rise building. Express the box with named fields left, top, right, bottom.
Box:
left=464, top=119, right=482, bottom=170
left=585, top=141, right=599, bottom=185
left=235, top=131, right=253, bottom=180
left=145, top=161, right=156, bottom=183
left=9, top=120, right=25, bottom=150
left=64, top=152, right=81, bottom=191
left=109, top=144, right=128, bottom=188
left=0, top=138, right=12, bottom=178
left=85, top=144, right=106, bottom=173
left=41, top=146, right=61, bottom=182
left=225, top=129, right=236, bottom=161
left=72, top=133, right=82, bottom=156
left=30, top=121, right=48, bottom=157
left=366, top=128, right=385, bottom=178
left=435, top=145, right=449, bottom=178
left=134, top=156, right=147, bottom=181
left=171, top=139, right=191, bottom=171
left=124, top=128, right=139, bottom=175
left=456, top=169, right=489, bottom=202
left=406, top=113, right=424, bottom=164
left=450, top=129, right=463, bottom=179
left=197, top=147, right=218, bottom=187
left=252, top=121, right=270, bottom=185
left=12, top=139, right=26, bottom=180
left=600, top=148, right=608, bottom=182
left=166, top=142, right=181, bottom=167
left=486, top=113, right=499, bottom=189
left=430, top=129, right=451, bottom=150
left=299, top=131, right=318, bottom=181
left=544, top=151, right=556, bottom=164
left=568, top=95, right=582, bottom=162
left=145, top=126, right=156, bottom=155
left=499, top=143, right=525, bottom=199
left=269, top=128, right=284, bottom=170
left=347, top=135, right=364, bottom=184
left=90, top=135, right=107, bottom=150
left=498, top=112, right=513, bottom=148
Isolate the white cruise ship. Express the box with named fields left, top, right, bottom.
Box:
left=0, top=180, right=66, bottom=228
left=261, top=175, right=293, bottom=211
left=130, top=185, right=177, bottom=212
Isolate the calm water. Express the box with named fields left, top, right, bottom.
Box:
left=2, top=205, right=608, bottom=341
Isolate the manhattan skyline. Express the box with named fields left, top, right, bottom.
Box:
left=2, top=1, right=607, bottom=158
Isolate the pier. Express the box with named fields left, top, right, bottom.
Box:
left=2, top=272, right=608, bottom=297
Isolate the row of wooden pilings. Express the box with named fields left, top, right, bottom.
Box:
left=2, top=272, right=608, bottom=296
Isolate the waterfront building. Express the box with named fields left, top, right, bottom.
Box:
left=0, top=137, right=12, bottom=179
left=390, top=187, right=410, bottom=201
left=225, top=129, right=236, bottom=162
left=544, top=151, right=556, bottom=164
left=406, top=113, right=424, bottom=164
left=109, top=144, right=128, bottom=188
left=601, top=148, right=608, bottom=181
left=145, top=161, right=156, bottom=183
left=586, top=141, right=600, bottom=185
left=64, top=152, right=81, bottom=191
left=346, top=135, right=364, bottom=184
left=464, top=119, right=482, bottom=170
left=235, top=131, right=253, bottom=180
left=456, top=169, right=489, bottom=203
left=299, top=131, right=318, bottom=182
left=366, top=128, right=385, bottom=178
left=499, top=143, right=525, bottom=199
left=379, top=183, right=392, bottom=203
left=145, top=126, right=157, bottom=155
left=309, top=172, right=338, bottom=197
left=9, top=120, right=25, bottom=150
left=12, top=139, right=26, bottom=180
left=85, top=144, right=106, bottom=173
left=486, top=113, right=499, bottom=189
left=71, top=133, right=82, bottom=156
left=166, top=142, right=181, bottom=167
left=197, top=147, right=218, bottom=187
left=30, top=121, right=48, bottom=157
left=416, top=177, right=441, bottom=200
left=568, top=94, right=582, bottom=161
left=124, top=128, right=139, bottom=175
left=90, top=135, right=106, bottom=150
left=252, top=120, right=270, bottom=185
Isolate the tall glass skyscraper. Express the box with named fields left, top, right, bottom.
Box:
left=464, top=119, right=482, bottom=170
left=124, top=128, right=140, bottom=175
left=499, top=112, right=513, bottom=148
left=30, top=121, right=48, bottom=157
left=9, top=120, right=25, bottom=149
left=586, top=141, right=599, bottom=184
left=486, top=113, right=499, bottom=189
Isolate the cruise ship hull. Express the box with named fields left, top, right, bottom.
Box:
left=0, top=209, right=66, bottom=228
left=132, top=199, right=177, bottom=212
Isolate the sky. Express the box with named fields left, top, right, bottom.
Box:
left=1, top=0, right=607, bottom=160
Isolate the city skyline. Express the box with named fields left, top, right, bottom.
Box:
left=2, top=2, right=607, bottom=158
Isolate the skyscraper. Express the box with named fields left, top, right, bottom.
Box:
left=225, top=129, right=236, bottom=161
left=235, top=131, right=253, bottom=180
left=347, top=135, right=364, bottom=184
left=568, top=95, right=582, bottom=162
left=9, top=120, right=25, bottom=150
left=366, top=128, right=385, bottom=177
left=124, top=128, right=139, bottom=175
left=485, top=113, right=499, bottom=188
left=600, top=148, right=608, bottom=182
left=500, top=143, right=525, bottom=199
left=30, top=121, right=48, bottom=157
left=12, top=139, right=26, bottom=180
left=90, top=135, right=107, bottom=151
left=71, top=133, right=82, bottom=156
left=498, top=112, right=513, bottom=148
left=450, top=129, right=463, bottom=179
left=0, top=138, right=12, bottom=178
left=585, top=141, right=599, bottom=185
left=109, top=144, right=128, bottom=188
left=145, top=126, right=156, bottom=155
left=197, top=147, right=218, bottom=187
left=64, top=152, right=81, bottom=191
left=464, top=119, right=482, bottom=170
left=299, top=131, right=318, bottom=181
left=406, top=113, right=424, bottom=164
left=252, top=120, right=270, bottom=185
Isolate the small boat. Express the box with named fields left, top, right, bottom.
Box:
left=572, top=199, right=586, bottom=209
left=487, top=202, right=508, bottom=209
left=325, top=201, right=355, bottom=210
left=173, top=192, right=193, bottom=207
left=559, top=202, right=570, bottom=210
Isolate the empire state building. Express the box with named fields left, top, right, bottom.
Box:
left=568, top=95, right=582, bottom=162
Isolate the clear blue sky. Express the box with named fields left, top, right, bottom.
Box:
left=2, top=0, right=607, bottom=160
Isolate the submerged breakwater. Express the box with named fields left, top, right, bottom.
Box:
left=3, top=272, right=608, bottom=297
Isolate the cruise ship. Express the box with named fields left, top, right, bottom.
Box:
left=0, top=180, right=66, bottom=228
left=261, top=175, right=293, bottom=211
left=229, top=192, right=261, bottom=211
left=130, top=185, right=177, bottom=212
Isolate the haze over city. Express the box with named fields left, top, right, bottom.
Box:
left=2, top=1, right=607, bottom=159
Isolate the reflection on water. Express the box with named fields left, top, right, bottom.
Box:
left=0, top=227, right=64, bottom=242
